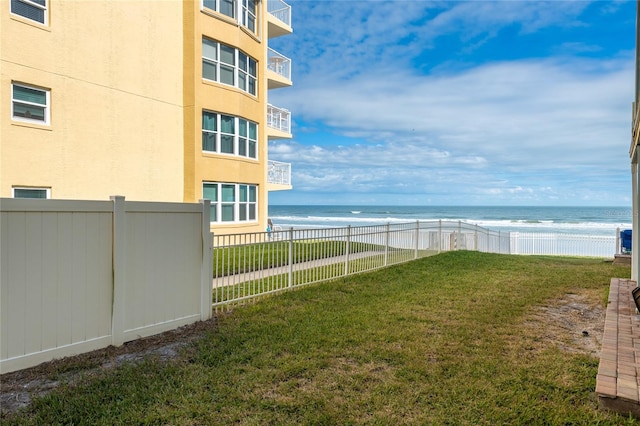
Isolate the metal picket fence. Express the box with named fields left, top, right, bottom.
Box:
left=211, top=221, right=510, bottom=308
left=510, top=232, right=616, bottom=257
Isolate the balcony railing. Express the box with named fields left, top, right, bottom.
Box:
left=268, top=0, right=291, bottom=27
left=268, top=160, right=291, bottom=186
left=267, top=104, right=291, bottom=134
left=268, top=48, right=291, bottom=81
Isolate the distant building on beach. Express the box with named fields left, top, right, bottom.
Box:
left=0, top=0, right=293, bottom=235
left=632, top=0, right=640, bottom=280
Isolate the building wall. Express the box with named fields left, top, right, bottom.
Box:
left=1, top=1, right=185, bottom=202
left=183, top=1, right=269, bottom=234
left=1, top=0, right=279, bottom=235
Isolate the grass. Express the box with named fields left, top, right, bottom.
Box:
left=3, top=251, right=637, bottom=425
left=213, top=246, right=438, bottom=305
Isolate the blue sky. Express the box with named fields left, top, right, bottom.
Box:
left=267, top=0, right=636, bottom=206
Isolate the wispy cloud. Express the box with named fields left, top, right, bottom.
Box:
left=268, top=0, right=635, bottom=205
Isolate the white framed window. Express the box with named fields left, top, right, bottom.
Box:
left=10, top=0, right=47, bottom=25
left=203, top=0, right=235, bottom=19
left=241, top=0, right=257, bottom=33
left=12, top=187, right=50, bottom=199
left=203, top=182, right=257, bottom=223
left=202, top=0, right=257, bottom=34
left=202, top=37, right=257, bottom=96
left=202, top=110, right=258, bottom=159
left=12, top=83, right=50, bottom=125
left=238, top=51, right=257, bottom=95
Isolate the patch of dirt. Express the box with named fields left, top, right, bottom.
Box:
left=521, top=289, right=605, bottom=357
left=0, top=316, right=222, bottom=416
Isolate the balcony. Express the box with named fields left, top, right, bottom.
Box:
left=267, top=0, right=292, bottom=38
left=267, top=48, right=292, bottom=89
left=267, top=160, right=292, bottom=191
left=267, top=104, right=291, bottom=139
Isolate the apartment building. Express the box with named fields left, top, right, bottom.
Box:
left=1, top=0, right=293, bottom=234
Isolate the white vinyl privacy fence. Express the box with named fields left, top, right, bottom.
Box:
left=0, top=197, right=212, bottom=374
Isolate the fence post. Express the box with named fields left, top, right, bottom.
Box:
left=414, top=220, right=419, bottom=259
left=511, top=232, right=517, bottom=254
left=438, top=220, right=442, bottom=253
left=457, top=220, right=462, bottom=251
left=474, top=224, right=478, bottom=252
left=384, top=223, right=390, bottom=266
left=344, top=225, right=351, bottom=276
left=616, top=227, right=620, bottom=255
left=110, top=195, right=126, bottom=346
left=288, top=228, right=294, bottom=289
left=200, top=199, right=213, bottom=321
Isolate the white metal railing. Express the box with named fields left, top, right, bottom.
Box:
left=267, top=104, right=291, bottom=133
left=268, top=160, right=291, bottom=186
left=267, top=48, right=291, bottom=80
left=268, top=0, right=291, bottom=27
left=211, top=221, right=622, bottom=309
left=211, top=221, right=510, bottom=308
left=510, top=232, right=616, bottom=257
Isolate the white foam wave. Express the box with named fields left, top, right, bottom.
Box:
left=269, top=214, right=631, bottom=235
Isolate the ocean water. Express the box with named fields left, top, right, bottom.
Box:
left=267, top=205, right=633, bottom=237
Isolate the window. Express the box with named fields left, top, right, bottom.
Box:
left=12, top=187, right=50, bottom=199
left=241, top=0, right=257, bottom=33
left=220, top=115, right=234, bottom=154
left=238, top=184, right=257, bottom=221
left=203, top=183, right=218, bottom=222
left=238, top=118, right=257, bottom=158
left=238, top=52, right=257, bottom=95
left=202, top=111, right=217, bottom=152
left=202, top=38, right=257, bottom=95
left=202, top=38, right=218, bottom=82
left=202, top=111, right=258, bottom=159
left=221, top=184, right=235, bottom=221
left=10, top=0, right=47, bottom=24
left=203, top=0, right=235, bottom=19
left=203, top=182, right=257, bottom=223
left=202, top=0, right=257, bottom=33
left=12, top=83, right=50, bottom=124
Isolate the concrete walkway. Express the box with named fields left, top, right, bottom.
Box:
left=596, top=278, right=640, bottom=418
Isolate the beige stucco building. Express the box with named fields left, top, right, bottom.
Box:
left=1, top=0, right=292, bottom=234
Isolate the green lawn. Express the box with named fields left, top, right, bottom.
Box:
left=4, top=251, right=637, bottom=425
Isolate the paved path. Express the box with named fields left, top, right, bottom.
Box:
left=596, top=277, right=640, bottom=418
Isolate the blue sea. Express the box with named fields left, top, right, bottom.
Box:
left=267, top=205, right=633, bottom=237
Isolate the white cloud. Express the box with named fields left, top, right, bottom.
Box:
left=273, top=56, right=633, bottom=167
left=267, top=0, right=635, bottom=205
